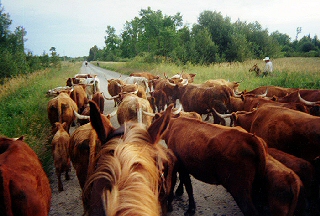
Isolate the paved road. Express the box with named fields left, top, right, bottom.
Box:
left=49, top=62, right=244, bottom=216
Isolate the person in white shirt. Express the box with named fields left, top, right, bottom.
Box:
left=262, top=57, right=273, bottom=77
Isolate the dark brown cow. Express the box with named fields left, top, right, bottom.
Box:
left=171, top=80, right=232, bottom=124
left=153, top=105, right=268, bottom=216
left=245, top=86, right=298, bottom=97
left=47, top=92, right=78, bottom=133
left=52, top=122, right=71, bottom=191
left=107, top=78, right=125, bottom=107
left=151, top=89, right=168, bottom=112
left=231, top=105, right=320, bottom=162
left=92, top=92, right=105, bottom=113
left=152, top=77, right=178, bottom=105
left=0, top=136, right=51, bottom=216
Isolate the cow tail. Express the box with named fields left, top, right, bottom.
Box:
left=251, top=135, right=267, bottom=179
left=58, top=97, right=62, bottom=123
left=87, top=131, right=97, bottom=180
left=0, top=169, right=11, bottom=215
left=288, top=176, right=303, bottom=216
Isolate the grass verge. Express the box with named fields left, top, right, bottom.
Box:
left=0, top=62, right=82, bottom=173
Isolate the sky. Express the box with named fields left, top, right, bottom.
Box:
left=2, top=0, right=320, bottom=57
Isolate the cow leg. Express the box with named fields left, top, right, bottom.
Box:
left=56, top=170, right=63, bottom=191
left=179, top=169, right=196, bottom=216
left=167, top=169, right=177, bottom=212
left=65, top=170, right=70, bottom=181
left=175, top=179, right=184, bottom=196
left=229, top=182, right=259, bottom=216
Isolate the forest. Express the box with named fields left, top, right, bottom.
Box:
left=88, top=7, right=320, bottom=64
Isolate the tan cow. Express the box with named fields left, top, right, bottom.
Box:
left=107, top=78, right=125, bottom=107
left=117, top=93, right=154, bottom=127
left=52, top=122, right=71, bottom=191
left=0, top=136, right=51, bottom=216
left=47, top=92, right=78, bottom=133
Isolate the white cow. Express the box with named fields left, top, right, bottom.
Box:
left=122, top=76, right=150, bottom=93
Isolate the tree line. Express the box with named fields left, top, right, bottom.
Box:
left=88, top=7, right=320, bottom=64
left=0, top=5, right=60, bottom=83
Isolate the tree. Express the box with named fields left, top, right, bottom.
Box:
left=104, top=25, right=121, bottom=61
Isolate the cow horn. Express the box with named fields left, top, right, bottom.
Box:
left=74, top=110, right=90, bottom=120
left=142, top=110, right=156, bottom=117
left=232, top=89, right=242, bottom=98
left=212, top=108, right=233, bottom=118
left=172, top=104, right=182, bottom=115
left=257, top=88, right=268, bottom=97
left=107, top=108, right=117, bottom=118
left=181, top=79, right=188, bottom=86
left=166, top=79, right=176, bottom=86
left=298, top=92, right=318, bottom=105
left=104, top=94, right=120, bottom=100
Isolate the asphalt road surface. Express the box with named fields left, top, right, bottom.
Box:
left=48, top=62, right=244, bottom=216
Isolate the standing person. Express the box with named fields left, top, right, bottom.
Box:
left=262, top=57, right=273, bottom=77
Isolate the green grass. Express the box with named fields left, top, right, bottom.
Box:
left=98, top=57, right=320, bottom=91
left=0, top=62, right=82, bottom=173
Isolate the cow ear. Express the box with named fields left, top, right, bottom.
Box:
left=90, top=101, right=112, bottom=144
left=148, top=103, right=174, bottom=144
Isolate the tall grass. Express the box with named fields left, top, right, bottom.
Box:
left=99, top=57, right=320, bottom=91
left=0, top=62, right=81, bottom=173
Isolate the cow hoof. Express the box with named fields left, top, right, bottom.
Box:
left=184, top=208, right=195, bottom=216
left=167, top=204, right=173, bottom=212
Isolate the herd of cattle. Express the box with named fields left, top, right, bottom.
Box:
left=1, top=69, right=320, bottom=216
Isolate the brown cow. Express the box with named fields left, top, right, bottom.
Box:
left=121, top=83, right=147, bottom=99
left=244, top=85, right=298, bottom=97
left=73, top=92, right=105, bottom=126
left=238, top=94, right=309, bottom=113
left=47, top=92, right=78, bottom=133
left=268, top=148, right=319, bottom=214
left=69, top=122, right=102, bottom=189
left=231, top=105, right=320, bottom=162
left=117, top=93, right=154, bottom=127
left=107, top=78, right=125, bottom=107
left=52, top=122, right=71, bottom=191
left=253, top=154, right=305, bottom=216
left=202, top=78, right=241, bottom=93
left=0, top=136, right=51, bottom=216
left=69, top=85, right=88, bottom=113
left=273, top=90, right=320, bottom=116
left=153, top=105, right=268, bottom=216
